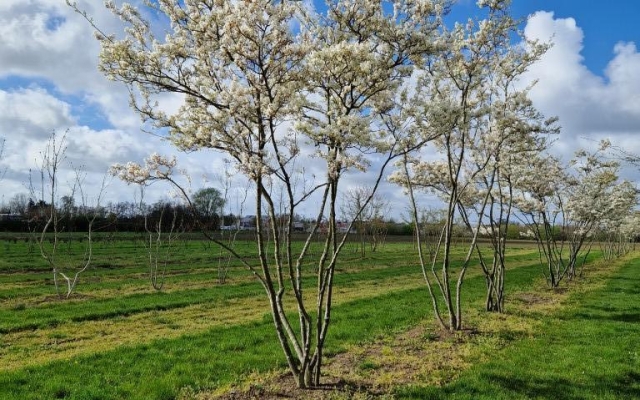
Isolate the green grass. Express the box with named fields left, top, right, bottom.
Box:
left=396, top=256, right=640, bottom=399
left=0, top=241, right=539, bottom=334
left=0, top=245, right=548, bottom=399
left=0, top=235, right=628, bottom=400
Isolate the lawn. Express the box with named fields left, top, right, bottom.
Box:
left=396, top=255, right=640, bottom=399
left=0, top=235, right=635, bottom=399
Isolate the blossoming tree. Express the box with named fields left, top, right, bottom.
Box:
left=460, top=39, right=557, bottom=313
left=78, top=0, right=444, bottom=388
left=514, top=141, right=636, bottom=287
left=391, top=0, right=554, bottom=327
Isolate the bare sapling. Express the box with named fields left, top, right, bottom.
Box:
left=138, top=189, right=186, bottom=291
left=35, top=131, right=107, bottom=299
left=215, top=162, right=247, bottom=285
left=341, top=187, right=390, bottom=258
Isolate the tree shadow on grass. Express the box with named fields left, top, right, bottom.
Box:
left=395, top=371, right=640, bottom=400
left=572, top=311, right=640, bottom=323
left=487, top=371, right=640, bottom=399
left=606, top=276, right=640, bottom=284
left=395, top=374, right=579, bottom=400
left=483, top=374, right=581, bottom=400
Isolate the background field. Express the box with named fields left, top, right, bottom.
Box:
left=0, top=235, right=637, bottom=399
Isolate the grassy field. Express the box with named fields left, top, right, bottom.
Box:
left=396, top=256, right=640, bottom=399
left=0, top=235, right=636, bottom=399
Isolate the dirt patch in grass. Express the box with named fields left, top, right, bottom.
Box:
left=196, top=324, right=484, bottom=400
left=512, top=291, right=562, bottom=314
left=182, top=370, right=392, bottom=400
left=514, top=292, right=548, bottom=305
left=323, top=320, right=501, bottom=396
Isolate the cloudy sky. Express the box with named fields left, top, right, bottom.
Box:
left=1, top=0, right=639, bottom=218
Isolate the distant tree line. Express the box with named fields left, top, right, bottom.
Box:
left=6, top=191, right=610, bottom=240
left=0, top=189, right=229, bottom=233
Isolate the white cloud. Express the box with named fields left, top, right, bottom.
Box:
left=524, top=11, right=640, bottom=158
left=0, top=1, right=106, bottom=91
left=0, top=1, right=184, bottom=205
left=0, top=86, right=172, bottom=205
left=0, top=0, right=150, bottom=133
left=0, top=87, right=74, bottom=139
left=2, top=5, right=639, bottom=218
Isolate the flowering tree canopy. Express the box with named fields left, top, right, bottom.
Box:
left=514, top=141, right=637, bottom=286
left=91, top=0, right=445, bottom=388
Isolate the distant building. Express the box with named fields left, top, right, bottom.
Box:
left=239, top=215, right=256, bottom=231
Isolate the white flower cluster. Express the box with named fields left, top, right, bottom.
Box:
left=110, top=153, right=177, bottom=185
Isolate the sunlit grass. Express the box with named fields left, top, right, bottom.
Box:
left=0, top=237, right=625, bottom=399
left=394, top=254, right=640, bottom=399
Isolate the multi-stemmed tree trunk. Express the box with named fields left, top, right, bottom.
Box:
left=393, top=0, right=555, bottom=327
left=91, top=0, right=443, bottom=388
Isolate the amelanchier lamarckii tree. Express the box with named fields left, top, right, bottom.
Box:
left=563, top=143, right=637, bottom=278
left=610, top=210, right=640, bottom=258
left=460, top=25, right=557, bottom=313
left=72, top=0, right=445, bottom=388
left=601, top=143, right=640, bottom=258
left=391, top=0, right=556, bottom=328
left=513, top=141, right=637, bottom=287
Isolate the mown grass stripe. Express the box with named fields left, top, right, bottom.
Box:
left=0, top=249, right=544, bottom=334
left=0, top=255, right=549, bottom=400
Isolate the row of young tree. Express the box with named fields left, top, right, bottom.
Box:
left=17, top=0, right=637, bottom=389
left=0, top=131, right=235, bottom=294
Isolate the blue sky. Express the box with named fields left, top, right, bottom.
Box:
left=1, top=0, right=639, bottom=216
left=512, top=1, right=640, bottom=76
left=447, top=1, right=640, bottom=77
